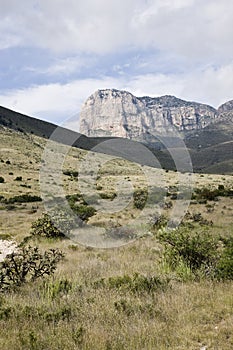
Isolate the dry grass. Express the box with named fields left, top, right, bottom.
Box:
left=0, top=126, right=233, bottom=349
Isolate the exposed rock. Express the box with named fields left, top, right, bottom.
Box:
left=218, top=99, right=233, bottom=114
left=79, top=89, right=220, bottom=139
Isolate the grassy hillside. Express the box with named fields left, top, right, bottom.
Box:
left=0, top=124, right=233, bottom=349
left=1, top=105, right=233, bottom=174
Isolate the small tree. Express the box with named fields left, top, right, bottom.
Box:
left=0, top=246, right=64, bottom=292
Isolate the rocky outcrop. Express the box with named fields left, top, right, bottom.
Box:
left=79, top=89, right=222, bottom=139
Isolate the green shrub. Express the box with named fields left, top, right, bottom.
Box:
left=7, top=194, right=42, bottom=204
left=0, top=246, right=64, bottom=292
left=63, top=169, right=79, bottom=178
left=99, top=191, right=117, bottom=200
left=133, top=188, right=148, bottom=209
left=31, top=212, right=71, bottom=238
left=216, top=237, right=233, bottom=280
left=156, top=227, right=219, bottom=273
left=97, top=273, right=169, bottom=294
left=42, top=278, right=73, bottom=300
left=0, top=176, right=5, bottom=183
left=14, top=176, right=22, bottom=181
left=72, top=204, right=96, bottom=222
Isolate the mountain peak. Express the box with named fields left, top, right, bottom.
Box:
left=80, top=89, right=220, bottom=138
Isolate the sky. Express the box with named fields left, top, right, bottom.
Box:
left=0, top=0, right=233, bottom=128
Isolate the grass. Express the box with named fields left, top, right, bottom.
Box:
left=0, top=126, right=233, bottom=349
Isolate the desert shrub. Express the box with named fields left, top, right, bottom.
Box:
left=156, top=227, right=219, bottom=273
left=5, top=160, right=11, bottom=165
left=71, top=204, right=96, bottom=222
left=31, top=212, right=72, bottom=238
left=192, top=186, right=233, bottom=201
left=215, top=237, right=233, bottom=280
left=7, top=194, right=42, bottom=204
left=0, top=246, right=64, bottom=292
left=152, top=214, right=168, bottom=230
left=42, top=278, right=73, bottom=300
left=14, top=176, right=22, bottom=181
left=63, top=169, right=79, bottom=178
left=96, top=273, right=169, bottom=294
left=133, top=188, right=148, bottom=209
left=0, top=176, right=5, bottom=183
left=99, top=191, right=117, bottom=200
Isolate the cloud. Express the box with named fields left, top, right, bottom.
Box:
left=1, top=61, right=233, bottom=127
left=0, top=0, right=232, bottom=64
left=0, top=76, right=122, bottom=123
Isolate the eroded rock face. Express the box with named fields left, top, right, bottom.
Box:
left=79, top=89, right=220, bottom=139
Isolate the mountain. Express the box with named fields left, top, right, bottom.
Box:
left=79, top=89, right=219, bottom=139
left=1, top=95, right=232, bottom=174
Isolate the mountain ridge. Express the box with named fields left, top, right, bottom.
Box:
left=80, top=89, right=232, bottom=140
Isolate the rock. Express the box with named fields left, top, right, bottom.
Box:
left=79, top=89, right=220, bottom=140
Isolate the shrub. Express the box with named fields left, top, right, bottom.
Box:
left=133, top=188, right=148, bottom=209
left=7, top=194, right=42, bottom=204
left=0, top=246, right=64, bottom=292
left=156, top=227, right=219, bottom=273
left=31, top=212, right=71, bottom=238
left=72, top=204, right=96, bottom=222
left=63, top=169, right=79, bottom=178
left=215, top=237, right=233, bottom=280
left=5, top=160, right=11, bottom=165
left=94, top=273, right=169, bottom=294
left=14, top=176, right=22, bottom=181
left=42, top=278, right=73, bottom=300
left=0, top=176, right=5, bottom=183
left=99, top=191, right=117, bottom=200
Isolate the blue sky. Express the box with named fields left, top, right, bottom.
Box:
left=0, top=0, right=233, bottom=128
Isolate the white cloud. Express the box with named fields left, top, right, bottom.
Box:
left=0, top=77, right=122, bottom=124
left=1, top=61, right=233, bottom=127
left=0, top=0, right=232, bottom=64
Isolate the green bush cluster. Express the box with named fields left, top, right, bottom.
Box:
left=0, top=246, right=64, bottom=292
left=156, top=227, right=233, bottom=280
left=192, top=185, right=233, bottom=201
left=31, top=212, right=71, bottom=238
left=6, top=194, right=42, bottom=204
left=133, top=188, right=148, bottom=209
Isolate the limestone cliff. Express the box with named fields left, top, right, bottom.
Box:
left=79, top=89, right=221, bottom=139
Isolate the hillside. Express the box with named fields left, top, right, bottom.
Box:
left=0, top=102, right=232, bottom=174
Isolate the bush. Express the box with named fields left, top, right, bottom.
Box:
left=0, top=176, right=5, bottom=183
left=156, top=227, right=219, bottom=273
left=14, top=176, right=22, bottom=181
left=31, top=212, right=71, bottom=238
left=63, top=169, right=79, bottom=178
left=94, top=273, right=169, bottom=294
left=216, top=237, right=233, bottom=280
left=7, top=194, right=42, bottom=204
left=133, top=188, right=148, bottom=209
left=0, top=246, right=64, bottom=292
left=72, top=204, right=96, bottom=222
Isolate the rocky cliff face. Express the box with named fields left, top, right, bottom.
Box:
left=79, top=89, right=223, bottom=139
